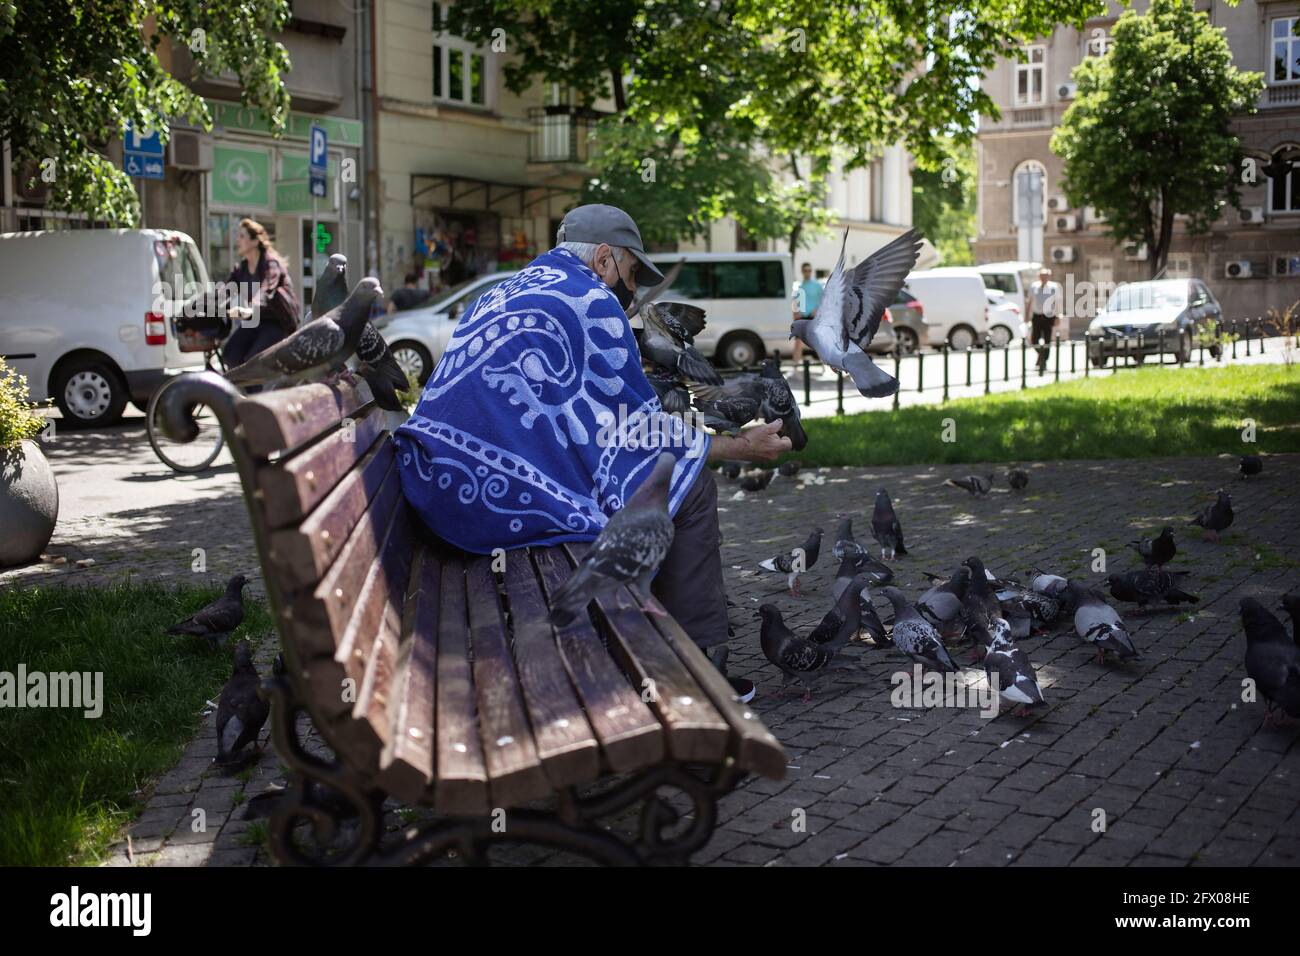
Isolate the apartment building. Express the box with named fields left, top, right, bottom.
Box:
left=975, top=0, right=1300, bottom=330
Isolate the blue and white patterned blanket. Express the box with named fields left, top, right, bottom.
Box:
left=395, top=248, right=710, bottom=554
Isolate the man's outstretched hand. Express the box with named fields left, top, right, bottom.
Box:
left=708, top=419, right=792, bottom=464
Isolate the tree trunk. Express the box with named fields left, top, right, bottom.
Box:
left=787, top=154, right=804, bottom=258
left=610, top=66, right=626, bottom=113
left=1151, top=191, right=1176, bottom=280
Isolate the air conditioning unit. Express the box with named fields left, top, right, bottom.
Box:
left=1239, top=205, right=1266, bottom=224
left=1272, top=255, right=1300, bottom=277
left=170, top=130, right=213, bottom=171
left=1124, top=242, right=1149, bottom=261
left=1050, top=245, right=1076, bottom=263
left=1225, top=260, right=1253, bottom=279
left=1084, top=206, right=1105, bottom=224
left=1057, top=82, right=1078, bottom=100
left=1047, top=195, right=1071, bottom=212
left=1055, top=214, right=1080, bottom=232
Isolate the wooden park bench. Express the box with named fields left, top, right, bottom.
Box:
left=158, top=372, right=785, bottom=866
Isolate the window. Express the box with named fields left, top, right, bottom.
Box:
left=982, top=273, right=1019, bottom=295
left=1268, top=145, right=1300, bottom=213
left=1165, top=255, right=1192, bottom=279
left=1015, top=46, right=1046, bottom=106
left=433, top=3, right=488, bottom=107
left=712, top=261, right=787, bottom=299
left=668, top=263, right=710, bottom=299
left=1273, top=17, right=1300, bottom=84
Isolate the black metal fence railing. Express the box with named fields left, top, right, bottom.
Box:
left=715, top=317, right=1286, bottom=415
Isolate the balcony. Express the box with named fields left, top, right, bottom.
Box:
left=527, top=106, right=604, bottom=165
left=1265, top=84, right=1300, bottom=107
left=1012, top=107, right=1048, bottom=126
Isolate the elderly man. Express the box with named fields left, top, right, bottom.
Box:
left=395, top=204, right=788, bottom=694
left=1026, top=266, right=1064, bottom=375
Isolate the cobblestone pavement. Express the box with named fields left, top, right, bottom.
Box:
left=59, top=448, right=1296, bottom=866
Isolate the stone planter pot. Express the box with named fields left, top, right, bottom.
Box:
left=0, top=439, right=59, bottom=567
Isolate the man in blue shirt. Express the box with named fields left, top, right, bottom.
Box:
left=792, top=261, right=823, bottom=363
left=396, top=205, right=788, bottom=692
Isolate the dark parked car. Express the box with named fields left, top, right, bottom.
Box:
left=1087, top=278, right=1221, bottom=366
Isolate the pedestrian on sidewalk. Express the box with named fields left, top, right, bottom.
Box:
left=791, top=262, right=822, bottom=364
left=1027, top=267, right=1063, bottom=375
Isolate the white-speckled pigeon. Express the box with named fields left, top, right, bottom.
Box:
left=549, top=452, right=677, bottom=626
left=759, top=527, right=823, bottom=596
left=638, top=301, right=722, bottom=386
left=1241, top=597, right=1300, bottom=726
left=690, top=360, right=807, bottom=450
left=790, top=228, right=922, bottom=397
left=225, top=277, right=382, bottom=388
left=1068, top=582, right=1138, bottom=663
left=830, top=516, right=894, bottom=584
left=215, top=641, right=269, bottom=767
left=881, top=587, right=962, bottom=673
left=1128, top=527, right=1176, bottom=567
left=758, top=603, right=853, bottom=701
left=739, top=467, right=776, bottom=492
left=983, top=618, right=1045, bottom=717
left=167, top=574, right=247, bottom=650
left=311, top=255, right=408, bottom=411
left=1190, top=489, right=1233, bottom=543
left=871, top=487, right=907, bottom=560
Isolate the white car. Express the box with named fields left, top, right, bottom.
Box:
left=984, top=289, right=1022, bottom=347
left=373, top=272, right=517, bottom=384
left=1086, top=278, right=1221, bottom=366
left=902, top=268, right=990, bottom=350
left=0, top=228, right=208, bottom=427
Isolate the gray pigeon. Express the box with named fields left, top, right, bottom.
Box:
left=958, top=556, right=1004, bottom=651
left=167, top=574, right=247, bottom=649
left=790, top=228, right=922, bottom=397
left=946, top=473, right=994, bottom=497
left=313, top=255, right=408, bottom=411
left=690, top=360, right=807, bottom=450
left=830, top=559, right=890, bottom=645
left=1029, top=568, right=1078, bottom=615
left=1129, top=527, right=1176, bottom=567
left=778, top=459, right=802, bottom=477
left=916, top=565, right=970, bottom=637
left=739, top=468, right=775, bottom=492
left=550, top=452, right=678, bottom=627
left=810, top=573, right=875, bottom=646
left=830, top=516, right=895, bottom=585
left=1241, top=597, right=1300, bottom=726
left=880, top=587, right=962, bottom=673
left=225, top=277, right=382, bottom=388
left=983, top=618, right=1045, bottom=717
left=1190, top=489, right=1233, bottom=543
left=719, top=459, right=744, bottom=480
left=637, top=301, right=722, bottom=386
left=215, top=641, right=270, bottom=767
left=759, top=527, right=824, bottom=596
left=1106, top=569, right=1199, bottom=608
left=1068, top=582, right=1138, bottom=664
left=1007, top=468, right=1029, bottom=490
left=646, top=366, right=692, bottom=414
left=871, top=487, right=907, bottom=560
left=1281, top=592, right=1300, bottom=648
left=758, top=603, right=854, bottom=701
left=310, top=253, right=349, bottom=316
left=1239, top=455, right=1263, bottom=479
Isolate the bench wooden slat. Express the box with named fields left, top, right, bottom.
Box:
left=267, top=438, right=395, bottom=592
left=464, top=558, right=553, bottom=807
left=433, top=557, right=490, bottom=815
left=562, top=543, right=730, bottom=765
left=531, top=548, right=665, bottom=774
left=500, top=551, right=601, bottom=787
left=237, top=378, right=373, bottom=457
left=257, top=407, right=387, bottom=529
left=379, top=549, right=439, bottom=802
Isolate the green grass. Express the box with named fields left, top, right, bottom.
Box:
left=0, top=582, right=272, bottom=866
left=785, top=364, right=1300, bottom=467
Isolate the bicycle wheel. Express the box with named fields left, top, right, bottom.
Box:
left=147, top=375, right=226, bottom=474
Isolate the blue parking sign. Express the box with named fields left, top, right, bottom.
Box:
left=309, top=124, right=328, bottom=198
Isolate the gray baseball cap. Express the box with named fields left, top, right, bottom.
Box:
left=556, top=204, right=665, bottom=286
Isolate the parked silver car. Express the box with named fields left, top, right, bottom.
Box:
left=1086, top=278, right=1221, bottom=366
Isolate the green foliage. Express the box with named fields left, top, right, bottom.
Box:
left=0, top=1, right=292, bottom=226
left=1051, top=0, right=1263, bottom=277
left=0, top=357, right=48, bottom=450
left=0, top=581, right=274, bottom=865
left=912, top=137, right=976, bottom=265
left=449, top=0, right=1109, bottom=249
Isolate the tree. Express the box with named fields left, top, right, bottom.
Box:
left=1051, top=0, right=1263, bottom=278
left=449, top=0, right=1109, bottom=250
left=911, top=136, right=976, bottom=265
left=0, top=1, right=292, bottom=226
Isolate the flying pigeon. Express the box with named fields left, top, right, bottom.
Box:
left=1007, top=468, right=1029, bottom=490
left=310, top=255, right=408, bottom=411
left=983, top=618, right=1045, bottom=717
left=739, top=468, right=776, bottom=492
left=718, top=460, right=744, bottom=480
left=1190, top=489, right=1233, bottom=543
left=1239, top=455, right=1263, bottom=479
left=689, top=360, right=807, bottom=450
left=758, top=603, right=853, bottom=701
left=167, top=574, right=247, bottom=650
left=646, top=366, right=692, bottom=415
left=871, top=487, right=907, bottom=560
left=916, top=564, right=970, bottom=637
left=778, top=459, right=802, bottom=477
left=215, top=641, right=270, bottom=767
left=550, top=452, right=677, bottom=626
left=637, top=301, right=723, bottom=386
left=225, top=278, right=382, bottom=388
left=1128, top=527, right=1176, bottom=567
left=1105, top=569, right=1199, bottom=608
left=759, top=527, right=824, bottom=596
left=789, top=228, right=923, bottom=397
left=1068, top=582, right=1138, bottom=664
left=945, top=473, right=995, bottom=498
left=1241, top=597, right=1300, bottom=727
left=1281, top=592, right=1300, bottom=648
left=880, top=587, right=962, bottom=673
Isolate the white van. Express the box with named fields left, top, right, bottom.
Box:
left=647, top=252, right=792, bottom=367
left=976, top=260, right=1041, bottom=308
left=902, top=268, right=990, bottom=350
left=0, top=229, right=208, bottom=427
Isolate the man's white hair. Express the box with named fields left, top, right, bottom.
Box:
left=555, top=241, right=627, bottom=269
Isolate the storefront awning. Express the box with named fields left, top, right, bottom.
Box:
left=410, top=174, right=578, bottom=217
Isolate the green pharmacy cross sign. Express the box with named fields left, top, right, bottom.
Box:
left=315, top=223, right=333, bottom=254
